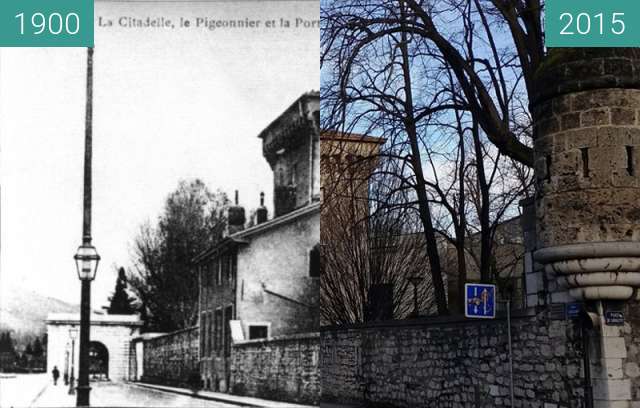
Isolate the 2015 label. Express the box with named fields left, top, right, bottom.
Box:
left=559, top=12, right=625, bottom=36
left=546, top=0, right=639, bottom=47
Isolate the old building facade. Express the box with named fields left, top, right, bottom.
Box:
left=194, top=92, right=320, bottom=392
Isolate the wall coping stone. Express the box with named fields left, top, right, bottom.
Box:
left=233, top=331, right=319, bottom=346
left=320, top=307, right=541, bottom=332
left=139, top=326, right=199, bottom=342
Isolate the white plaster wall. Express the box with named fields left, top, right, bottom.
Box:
left=236, top=208, right=319, bottom=337
left=47, top=323, right=140, bottom=381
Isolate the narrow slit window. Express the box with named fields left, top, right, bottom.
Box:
left=580, top=148, right=589, bottom=178
left=626, top=146, right=634, bottom=176
left=545, top=155, right=552, bottom=182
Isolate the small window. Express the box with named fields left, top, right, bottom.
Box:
left=229, top=253, right=238, bottom=287
left=224, top=306, right=233, bottom=356
left=200, top=313, right=207, bottom=357
left=214, top=309, right=222, bottom=353
left=290, top=162, right=297, bottom=185
left=545, top=154, right=552, bottom=182
left=580, top=148, right=589, bottom=178
left=626, top=146, right=635, bottom=176
left=249, top=325, right=269, bottom=340
left=309, top=245, right=320, bottom=278
left=221, top=255, right=229, bottom=286
left=207, top=313, right=213, bottom=357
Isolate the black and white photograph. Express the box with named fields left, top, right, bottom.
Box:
left=0, top=0, right=319, bottom=406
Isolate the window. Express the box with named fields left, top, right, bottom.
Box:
left=214, top=309, right=223, bottom=353
left=309, top=244, right=320, bottom=278
left=291, top=162, right=298, bottom=185
left=545, top=154, right=552, bottom=182
left=229, top=254, right=236, bottom=285
left=207, top=313, right=213, bottom=357
left=224, top=306, right=233, bottom=356
left=248, top=325, right=268, bottom=340
left=580, top=148, right=589, bottom=178
left=627, top=146, right=635, bottom=176
left=200, top=313, right=206, bottom=358
left=216, top=259, right=222, bottom=286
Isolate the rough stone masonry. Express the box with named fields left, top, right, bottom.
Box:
left=532, top=48, right=640, bottom=406
left=321, top=314, right=586, bottom=407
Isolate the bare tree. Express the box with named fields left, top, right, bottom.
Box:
left=321, top=140, right=436, bottom=325
left=321, top=0, right=538, bottom=314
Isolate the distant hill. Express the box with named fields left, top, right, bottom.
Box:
left=0, top=286, right=78, bottom=345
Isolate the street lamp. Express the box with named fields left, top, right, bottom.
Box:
left=68, top=328, right=78, bottom=395
left=64, top=345, right=70, bottom=386
left=74, top=46, right=97, bottom=407
left=408, top=275, right=423, bottom=317
left=74, top=244, right=100, bottom=281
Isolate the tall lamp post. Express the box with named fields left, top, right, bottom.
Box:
left=408, top=275, right=423, bottom=317
left=68, top=328, right=78, bottom=395
left=74, top=46, right=100, bottom=407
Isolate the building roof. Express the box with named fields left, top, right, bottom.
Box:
left=193, top=202, right=320, bottom=263
left=257, top=91, right=319, bottom=140
left=192, top=235, right=248, bottom=263
left=321, top=130, right=386, bottom=145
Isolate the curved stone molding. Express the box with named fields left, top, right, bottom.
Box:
left=535, top=242, right=640, bottom=299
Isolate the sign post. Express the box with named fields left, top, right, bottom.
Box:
left=465, top=283, right=513, bottom=408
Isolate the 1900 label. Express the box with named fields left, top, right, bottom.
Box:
left=0, top=0, right=93, bottom=47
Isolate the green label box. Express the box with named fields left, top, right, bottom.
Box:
left=0, top=0, right=93, bottom=47
left=546, top=0, right=640, bottom=47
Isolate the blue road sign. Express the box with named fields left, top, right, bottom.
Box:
left=465, top=283, right=496, bottom=319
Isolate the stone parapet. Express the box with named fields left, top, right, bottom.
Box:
left=230, top=332, right=319, bottom=405
left=321, top=311, right=584, bottom=407
left=140, top=326, right=200, bottom=388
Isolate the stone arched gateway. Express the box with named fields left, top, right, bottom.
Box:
left=46, top=313, right=143, bottom=382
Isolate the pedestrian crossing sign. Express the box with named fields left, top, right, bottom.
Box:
left=465, top=283, right=496, bottom=319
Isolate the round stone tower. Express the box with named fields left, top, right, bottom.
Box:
left=532, top=49, right=640, bottom=301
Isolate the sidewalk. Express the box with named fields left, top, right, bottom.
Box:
left=30, top=380, right=75, bottom=407
left=131, top=382, right=318, bottom=408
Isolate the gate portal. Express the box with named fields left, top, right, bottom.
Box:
left=46, top=313, right=142, bottom=382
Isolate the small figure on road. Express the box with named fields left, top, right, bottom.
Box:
left=52, top=366, right=60, bottom=385
left=64, top=372, right=69, bottom=385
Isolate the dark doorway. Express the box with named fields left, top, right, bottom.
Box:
left=88, top=341, right=109, bottom=380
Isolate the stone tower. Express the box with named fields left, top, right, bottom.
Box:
left=531, top=49, right=640, bottom=405
left=258, top=92, right=320, bottom=217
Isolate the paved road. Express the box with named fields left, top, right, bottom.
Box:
left=0, top=373, right=49, bottom=408
left=0, top=374, right=248, bottom=408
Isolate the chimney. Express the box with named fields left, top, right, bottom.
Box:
left=256, top=192, right=268, bottom=225
left=226, top=190, right=246, bottom=236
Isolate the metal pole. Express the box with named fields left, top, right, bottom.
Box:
left=506, top=300, right=514, bottom=408
left=68, top=339, right=75, bottom=395
left=77, top=46, right=94, bottom=408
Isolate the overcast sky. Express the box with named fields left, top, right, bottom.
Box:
left=0, top=0, right=319, bottom=309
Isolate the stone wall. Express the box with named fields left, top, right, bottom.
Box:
left=612, top=302, right=640, bottom=407
left=230, top=332, right=320, bottom=405
left=321, top=310, right=587, bottom=407
left=141, top=326, right=199, bottom=388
